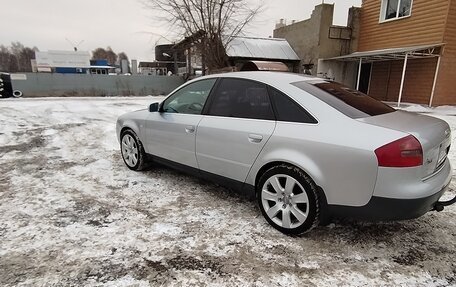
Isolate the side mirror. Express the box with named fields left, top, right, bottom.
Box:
left=149, top=102, right=160, bottom=112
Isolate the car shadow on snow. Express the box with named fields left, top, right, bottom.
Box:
left=141, top=162, right=453, bottom=247
left=140, top=162, right=454, bottom=230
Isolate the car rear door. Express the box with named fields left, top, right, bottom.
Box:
left=196, top=78, right=276, bottom=182
left=145, top=78, right=217, bottom=168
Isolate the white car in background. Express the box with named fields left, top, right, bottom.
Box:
left=117, top=72, right=455, bottom=234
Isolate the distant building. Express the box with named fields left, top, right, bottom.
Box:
left=34, top=50, right=116, bottom=74
left=138, top=44, right=186, bottom=75
left=138, top=61, right=169, bottom=75
left=171, top=33, right=300, bottom=76
left=273, top=4, right=361, bottom=87
left=131, top=60, right=138, bottom=74
left=274, top=1, right=456, bottom=106
left=89, top=60, right=116, bottom=75
left=325, top=0, right=456, bottom=106
left=120, top=59, right=129, bottom=74
left=35, top=50, right=91, bottom=73
left=171, top=30, right=206, bottom=76
left=225, top=36, right=301, bottom=72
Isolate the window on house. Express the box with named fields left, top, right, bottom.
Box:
left=381, top=0, right=412, bottom=21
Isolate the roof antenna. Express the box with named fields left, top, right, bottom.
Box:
left=65, top=38, right=84, bottom=51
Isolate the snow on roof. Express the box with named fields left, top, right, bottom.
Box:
left=226, top=37, right=300, bottom=61
left=88, top=65, right=116, bottom=69
left=35, top=50, right=91, bottom=68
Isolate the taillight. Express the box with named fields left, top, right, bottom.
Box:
left=375, top=135, right=423, bottom=167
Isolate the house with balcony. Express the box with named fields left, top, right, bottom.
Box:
left=324, top=0, right=456, bottom=106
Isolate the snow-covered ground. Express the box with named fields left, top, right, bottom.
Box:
left=0, top=97, right=455, bottom=286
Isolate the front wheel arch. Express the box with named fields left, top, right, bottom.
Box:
left=120, top=129, right=149, bottom=171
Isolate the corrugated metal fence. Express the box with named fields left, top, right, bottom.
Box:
left=11, top=73, right=185, bottom=97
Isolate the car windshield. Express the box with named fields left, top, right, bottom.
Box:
left=292, top=80, right=396, bottom=119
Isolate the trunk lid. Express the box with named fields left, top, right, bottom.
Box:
left=359, top=111, right=451, bottom=178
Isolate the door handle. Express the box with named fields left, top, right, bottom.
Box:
left=248, top=133, right=263, bottom=143
left=185, top=125, right=195, bottom=133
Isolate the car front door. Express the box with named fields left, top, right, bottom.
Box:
left=196, top=78, right=276, bottom=183
left=145, top=78, right=217, bottom=168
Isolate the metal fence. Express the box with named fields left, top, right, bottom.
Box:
left=10, top=73, right=185, bottom=97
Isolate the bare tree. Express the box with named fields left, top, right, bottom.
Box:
left=17, top=47, right=37, bottom=72
left=118, top=52, right=129, bottom=62
left=0, top=42, right=38, bottom=72
left=118, top=52, right=130, bottom=73
left=117, top=52, right=130, bottom=66
left=92, top=47, right=118, bottom=65
left=0, top=45, right=13, bottom=72
left=146, top=0, right=263, bottom=72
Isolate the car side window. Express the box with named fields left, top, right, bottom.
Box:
left=269, top=87, right=318, bottom=124
left=207, top=78, right=275, bottom=120
left=162, top=79, right=216, bottom=114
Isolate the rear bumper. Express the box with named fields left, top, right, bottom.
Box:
left=329, top=179, right=452, bottom=221
left=372, top=158, right=452, bottom=200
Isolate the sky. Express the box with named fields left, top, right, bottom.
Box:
left=0, top=0, right=361, bottom=62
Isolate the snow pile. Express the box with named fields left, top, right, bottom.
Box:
left=0, top=97, right=455, bottom=286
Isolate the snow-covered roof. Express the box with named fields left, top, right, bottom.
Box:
left=35, top=50, right=91, bottom=68
left=226, top=37, right=300, bottom=61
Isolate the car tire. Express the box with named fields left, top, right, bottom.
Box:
left=120, top=130, right=148, bottom=171
left=0, top=78, right=5, bottom=98
left=12, top=90, right=23, bottom=98
left=257, top=164, right=320, bottom=235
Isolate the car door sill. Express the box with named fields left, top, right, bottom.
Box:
left=148, top=154, right=256, bottom=200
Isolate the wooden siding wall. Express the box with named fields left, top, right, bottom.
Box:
left=368, top=62, right=390, bottom=101
left=402, top=58, right=439, bottom=103
left=359, top=0, right=449, bottom=51
left=369, top=58, right=438, bottom=104
left=434, top=0, right=456, bottom=105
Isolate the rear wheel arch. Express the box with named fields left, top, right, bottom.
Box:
left=252, top=149, right=325, bottom=189
left=255, top=161, right=320, bottom=193
left=255, top=161, right=290, bottom=189
left=255, top=161, right=330, bottom=223
left=257, top=163, right=321, bottom=234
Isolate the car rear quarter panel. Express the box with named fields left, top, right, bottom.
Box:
left=247, top=119, right=408, bottom=207
left=359, top=111, right=451, bottom=178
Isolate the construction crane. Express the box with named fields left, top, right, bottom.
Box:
left=65, top=38, right=84, bottom=52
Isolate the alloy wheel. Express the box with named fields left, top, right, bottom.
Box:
left=121, top=134, right=139, bottom=167
left=261, top=174, right=309, bottom=229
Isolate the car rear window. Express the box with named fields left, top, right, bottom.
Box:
left=292, top=80, right=395, bottom=119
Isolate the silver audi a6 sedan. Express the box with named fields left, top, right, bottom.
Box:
left=116, top=72, right=455, bottom=234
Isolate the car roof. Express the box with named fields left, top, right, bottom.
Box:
left=200, top=71, right=322, bottom=85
